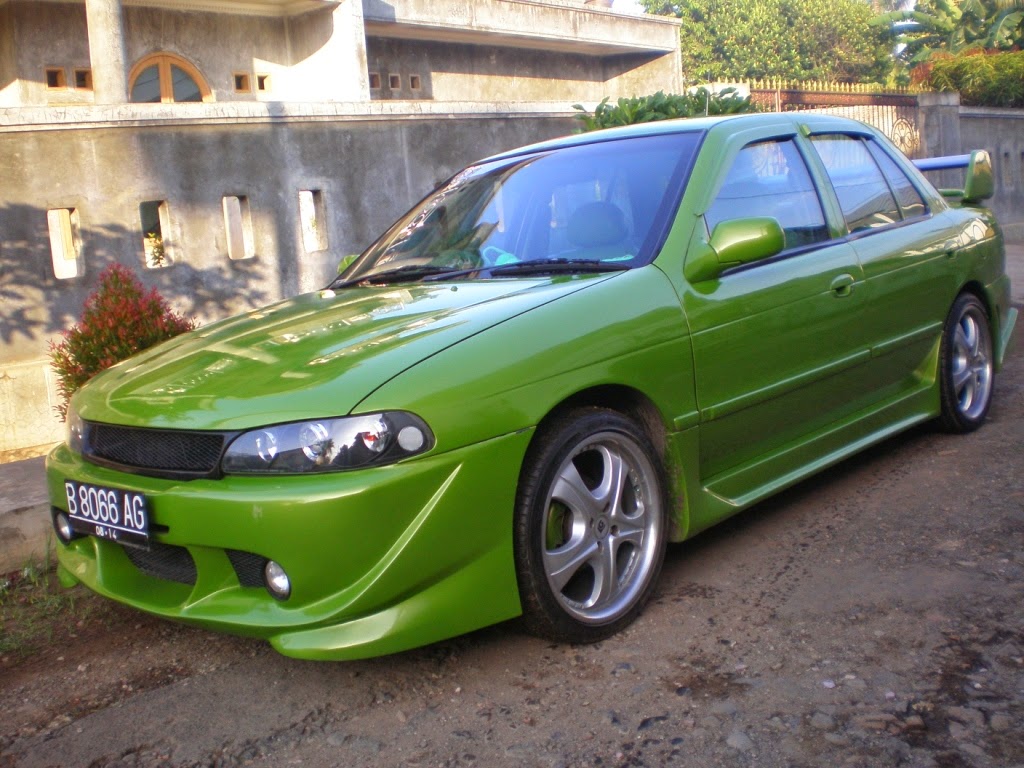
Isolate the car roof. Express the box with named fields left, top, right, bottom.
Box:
left=480, top=112, right=877, bottom=164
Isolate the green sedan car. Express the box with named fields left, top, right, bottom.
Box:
left=47, top=113, right=1016, bottom=660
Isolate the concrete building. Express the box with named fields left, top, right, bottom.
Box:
left=0, top=0, right=683, bottom=458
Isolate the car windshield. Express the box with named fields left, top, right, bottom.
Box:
left=336, top=132, right=702, bottom=286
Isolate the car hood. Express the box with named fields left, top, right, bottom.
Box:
left=75, top=277, right=613, bottom=430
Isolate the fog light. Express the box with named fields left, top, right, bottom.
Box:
left=264, top=560, right=291, bottom=600
left=53, top=511, right=75, bottom=543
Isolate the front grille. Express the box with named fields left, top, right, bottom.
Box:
left=86, top=423, right=226, bottom=476
left=227, top=550, right=269, bottom=588
left=123, top=542, right=197, bottom=585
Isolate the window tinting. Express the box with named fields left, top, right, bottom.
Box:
left=130, top=65, right=161, bottom=103
left=345, top=133, right=701, bottom=281
left=171, top=64, right=202, bottom=102
left=866, top=141, right=927, bottom=220
left=811, top=135, right=900, bottom=233
left=707, top=138, right=829, bottom=251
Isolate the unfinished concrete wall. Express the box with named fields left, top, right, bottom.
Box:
left=0, top=104, right=576, bottom=454
left=367, top=38, right=612, bottom=101
left=5, top=1, right=93, bottom=106
left=0, top=5, right=17, bottom=106
left=122, top=7, right=289, bottom=102
left=959, top=108, right=1024, bottom=241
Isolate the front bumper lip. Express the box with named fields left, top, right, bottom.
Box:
left=46, top=429, right=532, bottom=660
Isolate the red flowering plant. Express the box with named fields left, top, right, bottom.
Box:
left=50, top=263, right=195, bottom=420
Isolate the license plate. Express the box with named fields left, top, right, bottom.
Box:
left=64, top=480, right=150, bottom=548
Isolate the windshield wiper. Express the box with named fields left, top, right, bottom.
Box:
left=490, top=258, right=630, bottom=277
left=329, top=264, right=482, bottom=289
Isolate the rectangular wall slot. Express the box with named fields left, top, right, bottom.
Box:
left=256, top=74, right=271, bottom=93
left=410, top=74, right=422, bottom=91
left=140, top=200, right=172, bottom=268
left=73, top=69, right=93, bottom=90
left=45, top=68, right=66, bottom=89
left=299, top=190, right=328, bottom=253
left=233, top=73, right=251, bottom=93
left=223, top=195, right=255, bottom=260
left=369, top=72, right=381, bottom=90
left=47, top=208, right=83, bottom=279
left=388, top=74, right=401, bottom=90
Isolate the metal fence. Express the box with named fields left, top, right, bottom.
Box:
left=749, top=80, right=925, bottom=157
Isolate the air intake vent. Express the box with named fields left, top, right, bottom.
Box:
left=123, top=542, right=197, bottom=585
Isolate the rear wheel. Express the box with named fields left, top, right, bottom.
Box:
left=938, top=293, right=994, bottom=433
left=513, top=408, right=668, bottom=643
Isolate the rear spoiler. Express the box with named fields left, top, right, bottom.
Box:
left=913, top=150, right=994, bottom=204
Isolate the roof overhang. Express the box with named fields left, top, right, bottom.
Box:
left=1, top=0, right=341, bottom=17
left=363, top=0, right=681, bottom=56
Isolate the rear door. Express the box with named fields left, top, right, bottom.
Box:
left=806, top=132, right=963, bottom=403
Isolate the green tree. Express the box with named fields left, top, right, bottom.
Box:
left=873, top=0, right=1024, bottom=64
left=642, top=0, right=894, bottom=83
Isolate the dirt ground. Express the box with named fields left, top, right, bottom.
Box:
left=2, top=330, right=1022, bottom=768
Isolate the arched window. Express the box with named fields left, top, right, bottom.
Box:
left=129, top=54, right=212, bottom=103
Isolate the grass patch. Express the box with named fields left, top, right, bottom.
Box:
left=0, top=561, right=87, bottom=659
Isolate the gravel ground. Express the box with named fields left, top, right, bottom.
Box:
left=1, top=328, right=1021, bottom=768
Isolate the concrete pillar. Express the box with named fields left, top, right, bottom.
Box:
left=285, top=0, right=370, bottom=102
left=917, top=91, right=962, bottom=188
left=84, top=0, right=128, bottom=104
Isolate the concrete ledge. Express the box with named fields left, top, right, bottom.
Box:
left=0, top=100, right=580, bottom=132
left=0, top=457, right=52, bottom=573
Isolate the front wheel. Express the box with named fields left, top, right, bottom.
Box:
left=938, top=293, right=994, bottom=433
left=513, top=408, right=668, bottom=643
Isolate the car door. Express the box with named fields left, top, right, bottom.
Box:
left=682, top=131, right=870, bottom=505
left=806, top=132, right=965, bottom=402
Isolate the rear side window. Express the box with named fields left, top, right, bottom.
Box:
left=866, top=141, right=927, bottom=220
left=707, top=138, right=829, bottom=252
left=810, top=135, right=901, bottom=233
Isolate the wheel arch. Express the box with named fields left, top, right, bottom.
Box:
left=526, top=384, right=686, bottom=540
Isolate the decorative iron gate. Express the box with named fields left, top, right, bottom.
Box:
left=749, top=81, right=923, bottom=157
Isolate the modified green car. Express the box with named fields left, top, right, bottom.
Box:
left=47, top=114, right=1016, bottom=660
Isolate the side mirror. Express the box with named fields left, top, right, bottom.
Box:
left=709, top=217, right=785, bottom=269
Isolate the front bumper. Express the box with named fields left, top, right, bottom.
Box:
left=46, top=429, right=532, bottom=660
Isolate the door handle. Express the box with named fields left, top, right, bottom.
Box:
left=830, top=273, right=856, bottom=298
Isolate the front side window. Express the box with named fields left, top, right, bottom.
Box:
left=811, top=135, right=901, bottom=233
left=706, top=138, right=829, bottom=252
left=129, top=54, right=211, bottom=103
left=340, top=133, right=701, bottom=284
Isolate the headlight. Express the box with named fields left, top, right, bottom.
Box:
left=221, top=412, right=433, bottom=474
left=66, top=408, right=85, bottom=454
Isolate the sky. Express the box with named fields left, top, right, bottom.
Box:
left=613, top=0, right=646, bottom=14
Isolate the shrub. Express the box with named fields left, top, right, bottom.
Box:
left=50, top=263, right=195, bottom=420
left=923, top=50, right=1024, bottom=108
left=572, top=88, right=757, bottom=132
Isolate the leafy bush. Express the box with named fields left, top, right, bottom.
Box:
left=923, top=50, right=1024, bottom=107
left=572, top=88, right=756, bottom=132
left=50, top=263, right=195, bottom=419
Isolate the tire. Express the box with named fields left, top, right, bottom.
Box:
left=938, top=292, right=994, bottom=433
left=513, top=408, right=668, bottom=643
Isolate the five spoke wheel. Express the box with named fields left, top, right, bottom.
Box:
left=514, top=409, right=667, bottom=642
left=939, top=293, right=994, bottom=432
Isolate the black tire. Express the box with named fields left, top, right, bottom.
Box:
left=938, top=292, right=994, bottom=433
left=513, top=407, right=668, bottom=643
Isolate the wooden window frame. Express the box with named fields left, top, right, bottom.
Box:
left=129, top=53, right=213, bottom=103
